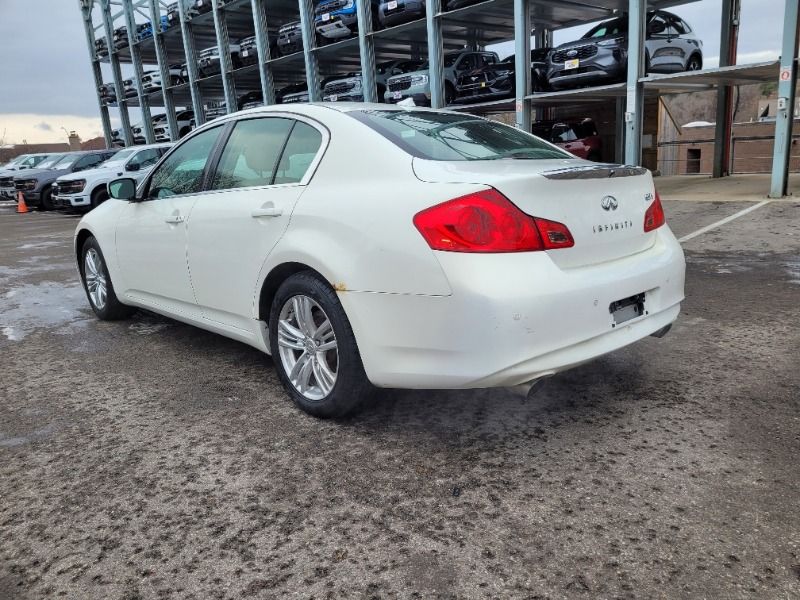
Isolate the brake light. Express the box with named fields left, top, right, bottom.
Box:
left=413, top=188, right=574, bottom=253
left=644, top=192, right=665, bottom=232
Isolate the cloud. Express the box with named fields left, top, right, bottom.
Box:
left=34, top=122, right=53, bottom=132
left=0, top=114, right=110, bottom=145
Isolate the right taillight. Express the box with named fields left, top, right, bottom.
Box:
left=644, top=192, right=665, bottom=232
left=413, top=188, right=574, bottom=253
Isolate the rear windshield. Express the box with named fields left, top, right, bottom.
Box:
left=350, top=110, right=570, bottom=161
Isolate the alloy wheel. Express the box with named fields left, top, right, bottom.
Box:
left=277, top=294, right=338, bottom=401
left=84, top=248, right=107, bottom=310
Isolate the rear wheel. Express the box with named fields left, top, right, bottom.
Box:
left=269, top=272, right=371, bottom=418
left=80, top=237, right=135, bottom=320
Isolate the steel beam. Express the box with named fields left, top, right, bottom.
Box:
left=712, top=0, right=740, bottom=177
left=101, top=0, right=133, bottom=146
left=178, top=0, right=206, bottom=126
left=80, top=0, right=113, bottom=148
left=769, top=0, right=800, bottom=198
left=123, top=0, right=155, bottom=143
left=148, top=0, right=179, bottom=141
left=623, top=0, right=646, bottom=165
left=250, top=0, right=276, bottom=105
left=514, top=0, right=532, bottom=131
left=211, top=0, right=237, bottom=114
left=533, top=28, right=552, bottom=122
left=615, top=97, right=626, bottom=163
left=356, top=0, right=378, bottom=102
left=426, top=0, right=444, bottom=107
left=298, top=0, right=321, bottom=101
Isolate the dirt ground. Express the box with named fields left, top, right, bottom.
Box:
left=1, top=191, right=799, bottom=599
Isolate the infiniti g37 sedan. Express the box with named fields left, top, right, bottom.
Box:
left=75, top=104, right=685, bottom=418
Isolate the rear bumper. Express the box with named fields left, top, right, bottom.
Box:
left=379, top=2, right=425, bottom=26
left=340, top=226, right=685, bottom=389
left=384, top=90, right=430, bottom=106
left=316, top=12, right=357, bottom=38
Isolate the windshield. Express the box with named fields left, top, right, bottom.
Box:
left=350, top=110, right=570, bottom=161
left=583, top=17, right=628, bottom=38
left=35, top=154, right=67, bottom=169
left=50, top=154, right=79, bottom=169
left=103, top=148, right=137, bottom=165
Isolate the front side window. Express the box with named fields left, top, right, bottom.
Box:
left=551, top=124, right=578, bottom=143
left=274, top=122, right=323, bottom=184
left=148, top=125, right=221, bottom=198
left=74, top=154, right=104, bottom=170
left=210, top=118, right=294, bottom=190
left=351, top=110, right=570, bottom=161
left=584, top=17, right=628, bottom=38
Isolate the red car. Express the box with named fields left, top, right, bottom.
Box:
left=532, top=119, right=602, bottom=161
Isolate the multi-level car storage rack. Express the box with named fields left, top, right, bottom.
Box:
left=79, top=0, right=799, bottom=196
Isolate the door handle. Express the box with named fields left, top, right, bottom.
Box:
left=251, top=204, right=282, bottom=218
left=164, top=214, right=184, bottom=224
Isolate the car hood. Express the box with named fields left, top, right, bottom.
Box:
left=57, top=165, right=126, bottom=183
left=15, top=167, right=70, bottom=180
left=555, top=35, right=624, bottom=51
left=388, top=69, right=429, bottom=82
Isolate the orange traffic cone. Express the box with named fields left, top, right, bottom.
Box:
left=16, top=192, right=29, bottom=214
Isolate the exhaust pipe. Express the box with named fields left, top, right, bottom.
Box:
left=650, top=324, right=672, bottom=338
left=508, top=375, right=552, bottom=398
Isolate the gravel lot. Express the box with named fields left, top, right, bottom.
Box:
left=1, top=196, right=798, bottom=599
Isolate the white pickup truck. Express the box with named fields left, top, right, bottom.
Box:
left=52, top=143, right=172, bottom=211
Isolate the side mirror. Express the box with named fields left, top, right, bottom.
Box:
left=648, top=21, right=666, bottom=34
left=126, top=162, right=141, bottom=172
left=108, top=177, right=137, bottom=201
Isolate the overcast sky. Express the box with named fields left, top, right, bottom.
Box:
left=0, top=0, right=789, bottom=145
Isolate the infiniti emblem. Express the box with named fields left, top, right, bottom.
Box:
left=601, top=195, right=619, bottom=211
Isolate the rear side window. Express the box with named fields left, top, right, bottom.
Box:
left=274, top=122, right=323, bottom=184
left=351, top=110, right=570, bottom=161
left=210, top=117, right=294, bottom=190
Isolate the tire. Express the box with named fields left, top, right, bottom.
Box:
left=268, top=271, right=371, bottom=418
left=686, top=54, right=702, bottom=71
left=179, top=126, right=192, bottom=138
left=90, top=186, right=109, bottom=210
left=444, top=82, right=455, bottom=106
left=40, top=186, right=54, bottom=211
left=587, top=151, right=602, bottom=162
left=80, top=237, right=135, bottom=321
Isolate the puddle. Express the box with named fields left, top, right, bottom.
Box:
left=17, top=241, right=64, bottom=250
left=0, top=423, right=56, bottom=447
left=0, top=281, right=91, bottom=341
left=785, top=259, right=800, bottom=285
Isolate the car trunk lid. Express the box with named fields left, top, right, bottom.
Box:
left=412, top=159, right=659, bottom=269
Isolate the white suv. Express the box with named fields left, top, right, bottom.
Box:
left=53, top=143, right=172, bottom=211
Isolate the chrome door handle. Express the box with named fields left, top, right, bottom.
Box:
left=164, top=215, right=184, bottom=224
left=251, top=206, right=282, bottom=218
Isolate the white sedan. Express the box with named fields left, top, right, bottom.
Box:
left=75, top=103, right=685, bottom=418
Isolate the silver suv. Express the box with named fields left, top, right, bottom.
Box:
left=384, top=51, right=498, bottom=106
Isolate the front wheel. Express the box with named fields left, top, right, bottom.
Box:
left=90, top=187, right=109, bottom=209
left=269, top=272, right=371, bottom=418
left=80, top=237, right=135, bottom=320
left=686, top=54, right=702, bottom=71
left=40, top=186, right=54, bottom=211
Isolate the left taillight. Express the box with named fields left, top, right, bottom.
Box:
left=644, top=192, right=666, bottom=232
left=413, top=188, right=574, bottom=253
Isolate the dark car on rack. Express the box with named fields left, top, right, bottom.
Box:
left=14, top=151, right=117, bottom=211
left=532, top=118, right=603, bottom=161
left=95, top=37, right=109, bottom=59
left=238, top=91, right=264, bottom=110
left=548, top=10, right=703, bottom=90
left=277, top=21, right=303, bottom=55
left=113, top=26, right=129, bottom=50
left=276, top=82, right=308, bottom=103
left=454, top=48, right=550, bottom=103
left=197, top=44, right=242, bottom=77
left=378, top=0, right=425, bottom=27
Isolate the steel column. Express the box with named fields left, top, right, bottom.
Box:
left=356, top=0, right=378, bottom=102
left=533, top=28, right=551, bottom=122
left=298, top=0, right=321, bottom=101
left=101, top=0, right=133, bottom=146
left=615, top=97, right=626, bottom=163
left=250, top=0, right=276, bottom=105
left=123, top=0, right=155, bottom=143
left=178, top=0, right=206, bottom=126
left=426, top=0, right=444, bottom=107
left=148, top=0, right=179, bottom=141
left=769, top=0, right=800, bottom=198
left=80, top=0, right=113, bottom=148
left=513, top=0, right=531, bottom=131
left=211, top=0, right=237, bottom=113
left=623, top=0, right=646, bottom=165
left=712, top=0, right=740, bottom=177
